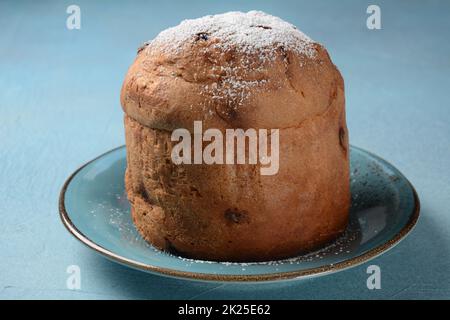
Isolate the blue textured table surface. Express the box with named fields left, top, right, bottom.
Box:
left=1, top=0, right=449, bottom=299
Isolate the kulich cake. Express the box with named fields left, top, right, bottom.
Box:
left=121, top=11, right=350, bottom=262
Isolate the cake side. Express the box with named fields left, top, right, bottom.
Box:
left=124, top=84, right=349, bottom=261
left=121, top=11, right=350, bottom=262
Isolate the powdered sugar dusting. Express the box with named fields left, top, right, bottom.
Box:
left=175, top=226, right=359, bottom=268
left=148, top=11, right=316, bottom=58
left=143, top=11, right=318, bottom=120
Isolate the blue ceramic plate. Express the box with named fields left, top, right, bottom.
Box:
left=59, top=146, right=419, bottom=282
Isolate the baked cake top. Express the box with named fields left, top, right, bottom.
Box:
left=122, top=11, right=342, bottom=131
left=144, top=11, right=316, bottom=59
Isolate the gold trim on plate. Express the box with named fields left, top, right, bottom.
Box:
left=59, top=146, right=420, bottom=282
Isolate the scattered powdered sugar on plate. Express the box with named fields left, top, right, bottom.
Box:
left=99, top=190, right=361, bottom=269
left=147, top=10, right=316, bottom=58
left=175, top=226, right=359, bottom=268
left=102, top=190, right=360, bottom=269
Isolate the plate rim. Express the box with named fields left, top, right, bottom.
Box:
left=59, top=145, right=420, bottom=282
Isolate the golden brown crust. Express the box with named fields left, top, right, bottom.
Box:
left=124, top=88, right=349, bottom=261
left=121, top=39, right=343, bottom=132
left=121, top=12, right=350, bottom=262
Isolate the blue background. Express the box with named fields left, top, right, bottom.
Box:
left=0, top=0, right=449, bottom=299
